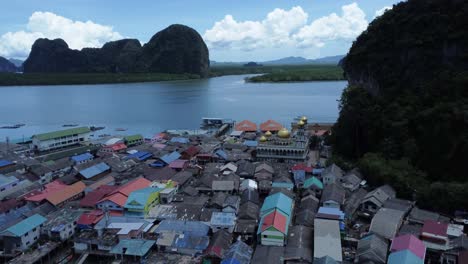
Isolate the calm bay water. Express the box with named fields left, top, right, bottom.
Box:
left=0, top=75, right=347, bottom=140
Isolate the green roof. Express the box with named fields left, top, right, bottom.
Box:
left=124, top=134, right=143, bottom=142
left=303, top=176, right=323, bottom=189
left=33, top=127, right=91, bottom=141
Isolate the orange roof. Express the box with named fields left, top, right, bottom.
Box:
left=235, top=120, right=257, bottom=132
left=99, top=192, right=128, bottom=207
left=114, top=177, right=151, bottom=197
left=260, top=120, right=283, bottom=132
left=46, top=181, right=86, bottom=206
left=24, top=180, right=67, bottom=202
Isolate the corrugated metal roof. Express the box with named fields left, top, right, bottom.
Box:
left=259, top=209, right=289, bottom=234
left=260, top=120, right=283, bottom=132
left=170, top=137, right=190, bottom=144
left=79, top=162, right=110, bottom=179
left=388, top=249, right=424, bottom=264
left=211, top=212, right=236, bottom=226
left=2, top=214, right=46, bottom=237
left=124, top=134, right=143, bottom=142
left=125, top=151, right=153, bottom=161
left=110, top=239, right=155, bottom=256
left=155, top=220, right=209, bottom=236
left=33, top=127, right=90, bottom=141
left=124, top=187, right=161, bottom=210
left=235, top=120, right=257, bottom=132
left=0, top=160, right=14, bottom=167
left=47, top=181, right=86, bottom=206
left=314, top=218, right=342, bottom=262
left=161, top=151, right=181, bottom=164
left=260, top=192, right=293, bottom=217
left=391, top=234, right=426, bottom=260
left=71, top=153, right=93, bottom=163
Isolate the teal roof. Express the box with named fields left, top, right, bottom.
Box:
left=260, top=192, right=293, bottom=217
left=110, top=239, right=155, bottom=256
left=388, top=250, right=424, bottom=264
left=303, top=176, right=323, bottom=189
left=0, top=174, right=19, bottom=186
left=124, top=187, right=161, bottom=210
left=33, top=127, right=90, bottom=141
left=2, top=214, right=46, bottom=237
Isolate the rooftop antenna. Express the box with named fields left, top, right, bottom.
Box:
left=6, top=136, right=10, bottom=154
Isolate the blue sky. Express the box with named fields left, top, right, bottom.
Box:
left=0, top=0, right=403, bottom=61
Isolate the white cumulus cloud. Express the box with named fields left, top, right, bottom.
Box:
left=375, top=6, right=392, bottom=17
left=204, top=3, right=368, bottom=51
left=203, top=6, right=308, bottom=51
left=0, top=11, right=123, bottom=59
left=294, top=3, right=368, bottom=48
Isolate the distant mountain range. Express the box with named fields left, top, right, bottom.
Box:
left=211, top=55, right=345, bottom=66
left=8, top=58, right=24, bottom=67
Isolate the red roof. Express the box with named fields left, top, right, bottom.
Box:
left=24, top=180, right=67, bottom=202
left=391, top=234, right=426, bottom=259
left=292, top=163, right=313, bottom=173
left=235, top=120, right=257, bottom=132
left=261, top=209, right=288, bottom=234
left=98, top=192, right=128, bottom=207
left=79, top=185, right=118, bottom=208
left=421, top=220, right=448, bottom=237
left=77, top=210, right=104, bottom=226
left=169, top=159, right=189, bottom=169
left=183, top=146, right=201, bottom=157
left=110, top=143, right=127, bottom=151
left=260, top=120, right=283, bottom=132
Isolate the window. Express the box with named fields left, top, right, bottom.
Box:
left=34, top=236, right=38, bottom=240
left=12, top=183, right=17, bottom=187
left=33, top=228, right=36, bottom=232
left=26, top=241, right=30, bottom=245
left=24, top=232, right=29, bottom=236
left=0, top=188, right=5, bottom=192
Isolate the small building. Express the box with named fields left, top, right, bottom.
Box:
left=258, top=209, right=289, bottom=246
left=125, top=151, right=153, bottom=161
left=221, top=239, right=253, bottom=264
left=313, top=218, right=342, bottom=263
left=355, top=234, right=389, bottom=264
left=0, top=174, right=21, bottom=193
left=388, top=249, right=424, bottom=264
left=41, top=208, right=82, bottom=241
left=390, top=234, right=426, bottom=260
left=31, top=127, right=91, bottom=152
left=71, top=153, right=94, bottom=165
left=169, top=159, right=189, bottom=170
left=124, top=134, right=144, bottom=146
left=99, top=142, right=127, bottom=155
left=369, top=208, right=405, bottom=239
left=360, top=184, right=396, bottom=216
left=78, top=162, right=110, bottom=180
left=320, top=183, right=345, bottom=209
left=341, top=168, right=362, bottom=191
left=155, top=220, right=210, bottom=256
left=97, top=177, right=151, bottom=211
left=283, top=225, right=313, bottom=263
left=206, top=230, right=233, bottom=260
left=110, top=239, right=155, bottom=260
left=210, top=211, right=236, bottom=233
left=223, top=195, right=240, bottom=214
left=420, top=220, right=449, bottom=247
left=321, top=164, right=344, bottom=186
left=124, top=187, right=162, bottom=217
left=0, top=214, right=46, bottom=253
left=303, top=176, right=323, bottom=197
left=260, top=192, right=293, bottom=217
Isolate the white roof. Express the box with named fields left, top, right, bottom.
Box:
left=314, top=218, right=342, bottom=262
left=105, top=138, right=123, bottom=146
left=447, top=224, right=464, bottom=237
left=107, top=222, right=145, bottom=235
left=220, top=163, right=238, bottom=172
left=240, top=179, right=258, bottom=190
left=230, top=131, right=244, bottom=136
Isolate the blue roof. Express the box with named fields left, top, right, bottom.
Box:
left=0, top=160, right=14, bottom=167
left=318, top=207, right=345, bottom=220
left=313, top=168, right=324, bottom=175
left=210, top=212, right=236, bottom=226
left=155, top=220, right=209, bottom=236
left=222, top=240, right=253, bottom=264
left=215, top=149, right=228, bottom=160
left=110, top=239, right=155, bottom=256
left=2, top=214, right=46, bottom=237
left=124, top=187, right=161, bottom=210
left=260, top=192, right=293, bottom=217
left=170, top=137, right=190, bottom=144
left=71, top=153, right=93, bottom=163
left=79, top=162, right=110, bottom=179
left=149, top=161, right=166, bottom=168
left=388, top=250, right=424, bottom=264
left=161, top=151, right=181, bottom=164
left=125, top=151, right=153, bottom=161
left=173, top=233, right=210, bottom=250
left=243, top=140, right=258, bottom=147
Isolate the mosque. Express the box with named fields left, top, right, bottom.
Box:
left=256, top=116, right=310, bottom=162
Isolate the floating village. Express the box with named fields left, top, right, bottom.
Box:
left=0, top=117, right=466, bottom=264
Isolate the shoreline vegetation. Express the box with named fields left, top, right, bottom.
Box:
left=0, top=64, right=344, bottom=86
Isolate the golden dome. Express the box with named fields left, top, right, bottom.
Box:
left=259, top=136, right=267, bottom=142
left=301, top=116, right=308, bottom=122
left=278, top=128, right=290, bottom=138
left=265, top=131, right=272, bottom=137
left=298, top=120, right=305, bottom=126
